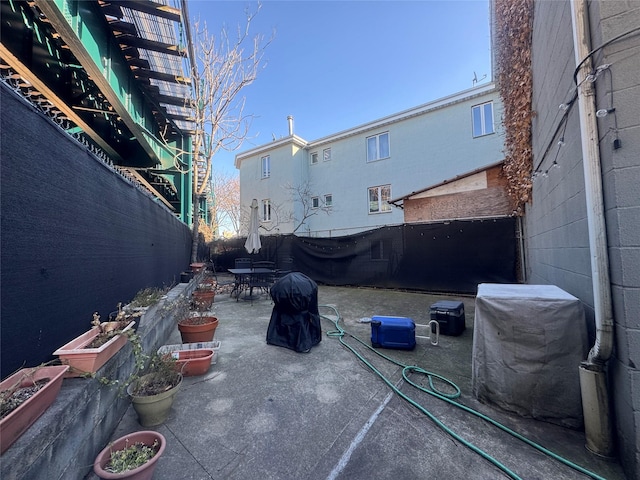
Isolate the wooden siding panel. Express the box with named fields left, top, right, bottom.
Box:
left=404, top=186, right=511, bottom=221
left=403, top=164, right=510, bottom=221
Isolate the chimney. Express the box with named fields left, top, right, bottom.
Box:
left=287, top=115, right=294, bottom=136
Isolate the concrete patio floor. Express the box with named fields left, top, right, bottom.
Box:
left=85, top=280, right=626, bottom=480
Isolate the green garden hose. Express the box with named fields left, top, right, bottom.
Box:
left=319, top=305, right=606, bottom=480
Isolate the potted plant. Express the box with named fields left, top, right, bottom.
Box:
left=123, top=286, right=169, bottom=328
left=171, top=294, right=219, bottom=343
left=190, top=262, right=205, bottom=273
left=191, top=276, right=216, bottom=311
left=0, top=364, right=69, bottom=454
left=177, top=312, right=219, bottom=344
left=53, top=307, right=138, bottom=377
left=93, top=430, right=166, bottom=480
left=126, top=353, right=182, bottom=427
left=126, top=287, right=168, bottom=309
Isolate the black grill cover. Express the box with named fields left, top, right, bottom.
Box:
left=266, top=272, right=322, bottom=352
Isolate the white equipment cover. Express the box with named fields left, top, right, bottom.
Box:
left=244, top=199, right=261, bottom=254
left=472, top=284, right=588, bottom=429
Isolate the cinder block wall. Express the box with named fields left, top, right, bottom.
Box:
left=0, top=282, right=196, bottom=480
left=0, top=84, right=193, bottom=378
left=526, top=1, right=639, bottom=478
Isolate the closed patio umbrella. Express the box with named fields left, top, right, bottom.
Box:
left=244, top=198, right=262, bottom=254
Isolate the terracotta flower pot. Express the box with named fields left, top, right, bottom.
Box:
left=190, top=262, right=205, bottom=273
left=93, top=430, right=166, bottom=480
left=158, top=341, right=221, bottom=367
left=127, top=374, right=182, bottom=427
left=177, top=316, right=218, bottom=343
left=170, top=349, right=214, bottom=377
left=0, top=365, right=69, bottom=454
left=53, top=321, right=135, bottom=377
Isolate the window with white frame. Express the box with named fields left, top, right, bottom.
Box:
left=472, top=102, right=494, bottom=137
left=366, top=132, right=390, bottom=162
left=368, top=185, right=392, bottom=214
left=261, top=155, right=270, bottom=178
left=310, top=152, right=318, bottom=165
left=261, top=199, right=271, bottom=221
left=311, top=196, right=320, bottom=209
left=324, top=194, right=333, bottom=207
left=323, top=147, right=332, bottom=162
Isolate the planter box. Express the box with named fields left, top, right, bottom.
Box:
left=0, top=365, right=69, bottom=454
left=53, top=321, right=135, bottom=377
left=158, top=341, right=220, bottom=366
left=169, top=349, right=214, bottom=377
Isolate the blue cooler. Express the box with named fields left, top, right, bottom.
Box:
left=370, top=316, right=416, bottom=350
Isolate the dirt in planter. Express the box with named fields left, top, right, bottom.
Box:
left=87, top=333, right=118, bottom=349
left=105, top=440, right=160, bottom=473
left=86, top=320, right=131, bottom=348
left=180, top=316, right=217, bottom=326
left=132, top=373, right=180, bottom=397
left=0, top=378, right=50, bottom=419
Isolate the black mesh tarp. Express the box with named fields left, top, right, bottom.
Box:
left=212, top=217, right=518, bottom=294
left=1, top=85, right=191, bottom=378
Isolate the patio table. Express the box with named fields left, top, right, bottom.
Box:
left=227, top=268, right=276, bottom=301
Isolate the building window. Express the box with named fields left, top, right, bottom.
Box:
left=261, top=199, right=271, bottom=222
left=370, top=239, right=392, bottom=260
left=472, top=102, right=494, bottom=137
left=368, top=185, right=392, bottom=214
left=323, top=148, right=332, bottom=162
left=311, top=196, right=320, bottom=209
left=366, top=132, right=390, bottom=162
left=324, top=194, right=333, bottom=207
left=261, top=155, right=270, bottom=178
left=311, top=152, right=318, bottom=165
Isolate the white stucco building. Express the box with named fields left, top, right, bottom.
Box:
left=235, top=82, right=505, bottom=237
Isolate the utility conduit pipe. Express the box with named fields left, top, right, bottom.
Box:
left=570, top=0, right=615, bottom=458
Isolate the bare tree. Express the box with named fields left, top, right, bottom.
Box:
left=210, top=170, right=241, bottom=237
left=256, top=181, right=332, bottom=235
left=289, top=181, right=332, bottom=234
left=246, top=198, right=286, bottom=234
left=186, top=4, right=272, bottom=262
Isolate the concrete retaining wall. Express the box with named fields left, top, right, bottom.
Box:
left=0, top=281, right=197, bottom=480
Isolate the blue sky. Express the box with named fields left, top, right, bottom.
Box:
left=188, top=0, right=493, bottom=175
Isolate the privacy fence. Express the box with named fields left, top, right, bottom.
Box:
left=212, top=217, right=518, bottom=294
left=1, top=85, right=191, bottom=377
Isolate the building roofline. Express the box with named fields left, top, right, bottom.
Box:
left=234, top=82, right=497, bottom=168
left=308, top=82, right=497, bottom=147
left=388, top=159, right=505, bottom=206
left=234, top=134, right=307, bottom=168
